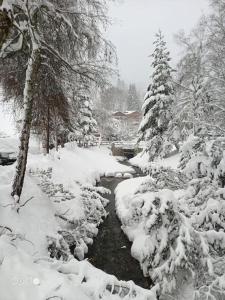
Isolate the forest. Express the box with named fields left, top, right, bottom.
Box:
left=0, top=0, right=225, bottom=300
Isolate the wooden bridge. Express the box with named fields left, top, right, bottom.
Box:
left=111, top=142, right=142, bottom=159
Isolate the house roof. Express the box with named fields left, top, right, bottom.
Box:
left=112, top=111, right=126, bottom=117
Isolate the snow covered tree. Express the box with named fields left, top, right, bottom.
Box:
left=203, top=0, right=225, bottom=135
left=139, top=31, right=174, bottom=160
left=127, top=83, right=140, bottom=111
left=100, top=80, right=128, bottom=112
left=169, top=27, right=216, bottom=145
left=169, top=11, right=225, bottom=145
left=0, top=0, right=115, bottom=202
left=71, top=87, right=97, bottom=147
left=93, top=107, right=120, bottom=141
left=77, top=93, right=97, bottom=147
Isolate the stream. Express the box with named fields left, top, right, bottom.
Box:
left=85, top=163, right=152, bottom=289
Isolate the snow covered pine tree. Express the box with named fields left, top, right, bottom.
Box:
left=75, top=87, right=97, bottom=147
left=127, top=83, right=140, bottom=111
left=139, top=31, right=174, bottom=160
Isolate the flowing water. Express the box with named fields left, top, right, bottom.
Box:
left=86, top=164, right=152, bottom=289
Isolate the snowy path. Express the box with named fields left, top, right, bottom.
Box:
left=85, top=164, right=152, bottom=289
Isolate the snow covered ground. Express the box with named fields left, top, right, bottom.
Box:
left=115, top=157, right=192, bottom=298
left=130, top=150, right=180, bottom=170
left=0, top=237, right=155, bottom=300
left=0, top=138, right=155, bottom=300
left=116, top=145, right=225, bottom=299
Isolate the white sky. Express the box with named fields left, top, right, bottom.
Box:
left=0, top=0, right=210, bottom=135
left=107, top=0, right=210, bottom=89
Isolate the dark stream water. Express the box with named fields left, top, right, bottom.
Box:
left=85, top=163, right=152, bottom=289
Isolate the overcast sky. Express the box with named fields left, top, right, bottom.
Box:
left=107, top=0, right=210, bottom=90
left=0, top=0, right=210, bottom=135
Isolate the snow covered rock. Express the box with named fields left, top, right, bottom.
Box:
left=123, top=173, right=133, bottom=179
left=115, top=172, right=123, bottom=178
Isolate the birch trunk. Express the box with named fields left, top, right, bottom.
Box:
left=46, top=106, right=50, bottom=154
left=55, top=130, right=58, bottom=152
left=11, top=48, right=40, bottom=200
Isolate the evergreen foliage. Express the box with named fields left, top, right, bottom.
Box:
left=127, top=84, right=140, bottom=111
left=139, top=31, right=174, bottom=160
left=74, top=88, right=98, bottom=147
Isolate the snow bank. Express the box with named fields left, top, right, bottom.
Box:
left=115, top=175, right=197, bottom=298
left=0, top=164, right=59, bottom=257
left=0, top=236, right=155, bottom=300
left=0, top=143, right=134, bottom=259
left=130, top=151, right=180, bottom=171
left=115, top=176, right=148, bottom=223
left=116, top=142, right=225, bottom=298
left=28, top=144, right=134, bottom=186
left=0, top=142, right=154, bottom=300
left=130, top=151, right=150, bottom=170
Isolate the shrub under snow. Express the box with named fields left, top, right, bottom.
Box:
left=116, top=135, right=225, bottom=298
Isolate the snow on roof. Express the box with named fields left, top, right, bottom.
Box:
left=124, top=111, right=136, bottom=114
left=113, top=111, right=141, bottom=117
left=112, top=111, right=126, bottom=117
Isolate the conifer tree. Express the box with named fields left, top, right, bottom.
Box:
left=139, top=31, right=174, bottom=159
left=75, top=88, right=97, bottom=147
left=127, top=83, right=140, bottom=111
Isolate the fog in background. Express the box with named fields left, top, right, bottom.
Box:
left=108, top=0, right=210, bottom=90
left=0, top=0, right=211, bottom=132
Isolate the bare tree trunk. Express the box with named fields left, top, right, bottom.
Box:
left=11, top=48, right=40, bottom=201
left=55, top=130, right=58, bottom=151
left=46, top=106, right=50, bottom=154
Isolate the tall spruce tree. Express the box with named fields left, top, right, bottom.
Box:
left=74, top=87, right=97, bottom=147
left=127, top=83, right=140, bottom=111
left=139, top=31, right=174, bottom=159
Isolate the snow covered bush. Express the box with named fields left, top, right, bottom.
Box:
left=180, top=135, right=225, bottom=185
left=147, top=164, right=187, bottom=191
left=30, top=167, right=110, bottom=261
left=160, top=139, right=175, bottom=158
left=116, top=179, right=215, bottom=297
left=179, top=135, right=206, bottom=173
left=67, top=184, right=110, bottom=260
left=116, top=138, right=225, bottom=298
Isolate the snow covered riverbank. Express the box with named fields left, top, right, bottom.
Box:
left=0, top=143, right=133, bottom=258
left=116, top=145, right=225, bottom=299
left=0, top=142, right=156, bottom=300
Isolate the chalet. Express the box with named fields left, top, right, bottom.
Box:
left=113, top=111, right=142, bottom=122
left=124, top=111, right=142, bottom=125
left=112, top=111, right=142, bottom=139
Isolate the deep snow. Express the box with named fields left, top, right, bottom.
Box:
left=0, top=138, right=155, bottom=300
left=130, top=150, right=180, bottom=170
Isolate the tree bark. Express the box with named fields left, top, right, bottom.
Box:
left=11, top=48, right=40, bottom=201
left=46, top=106, right=50, bottom=154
